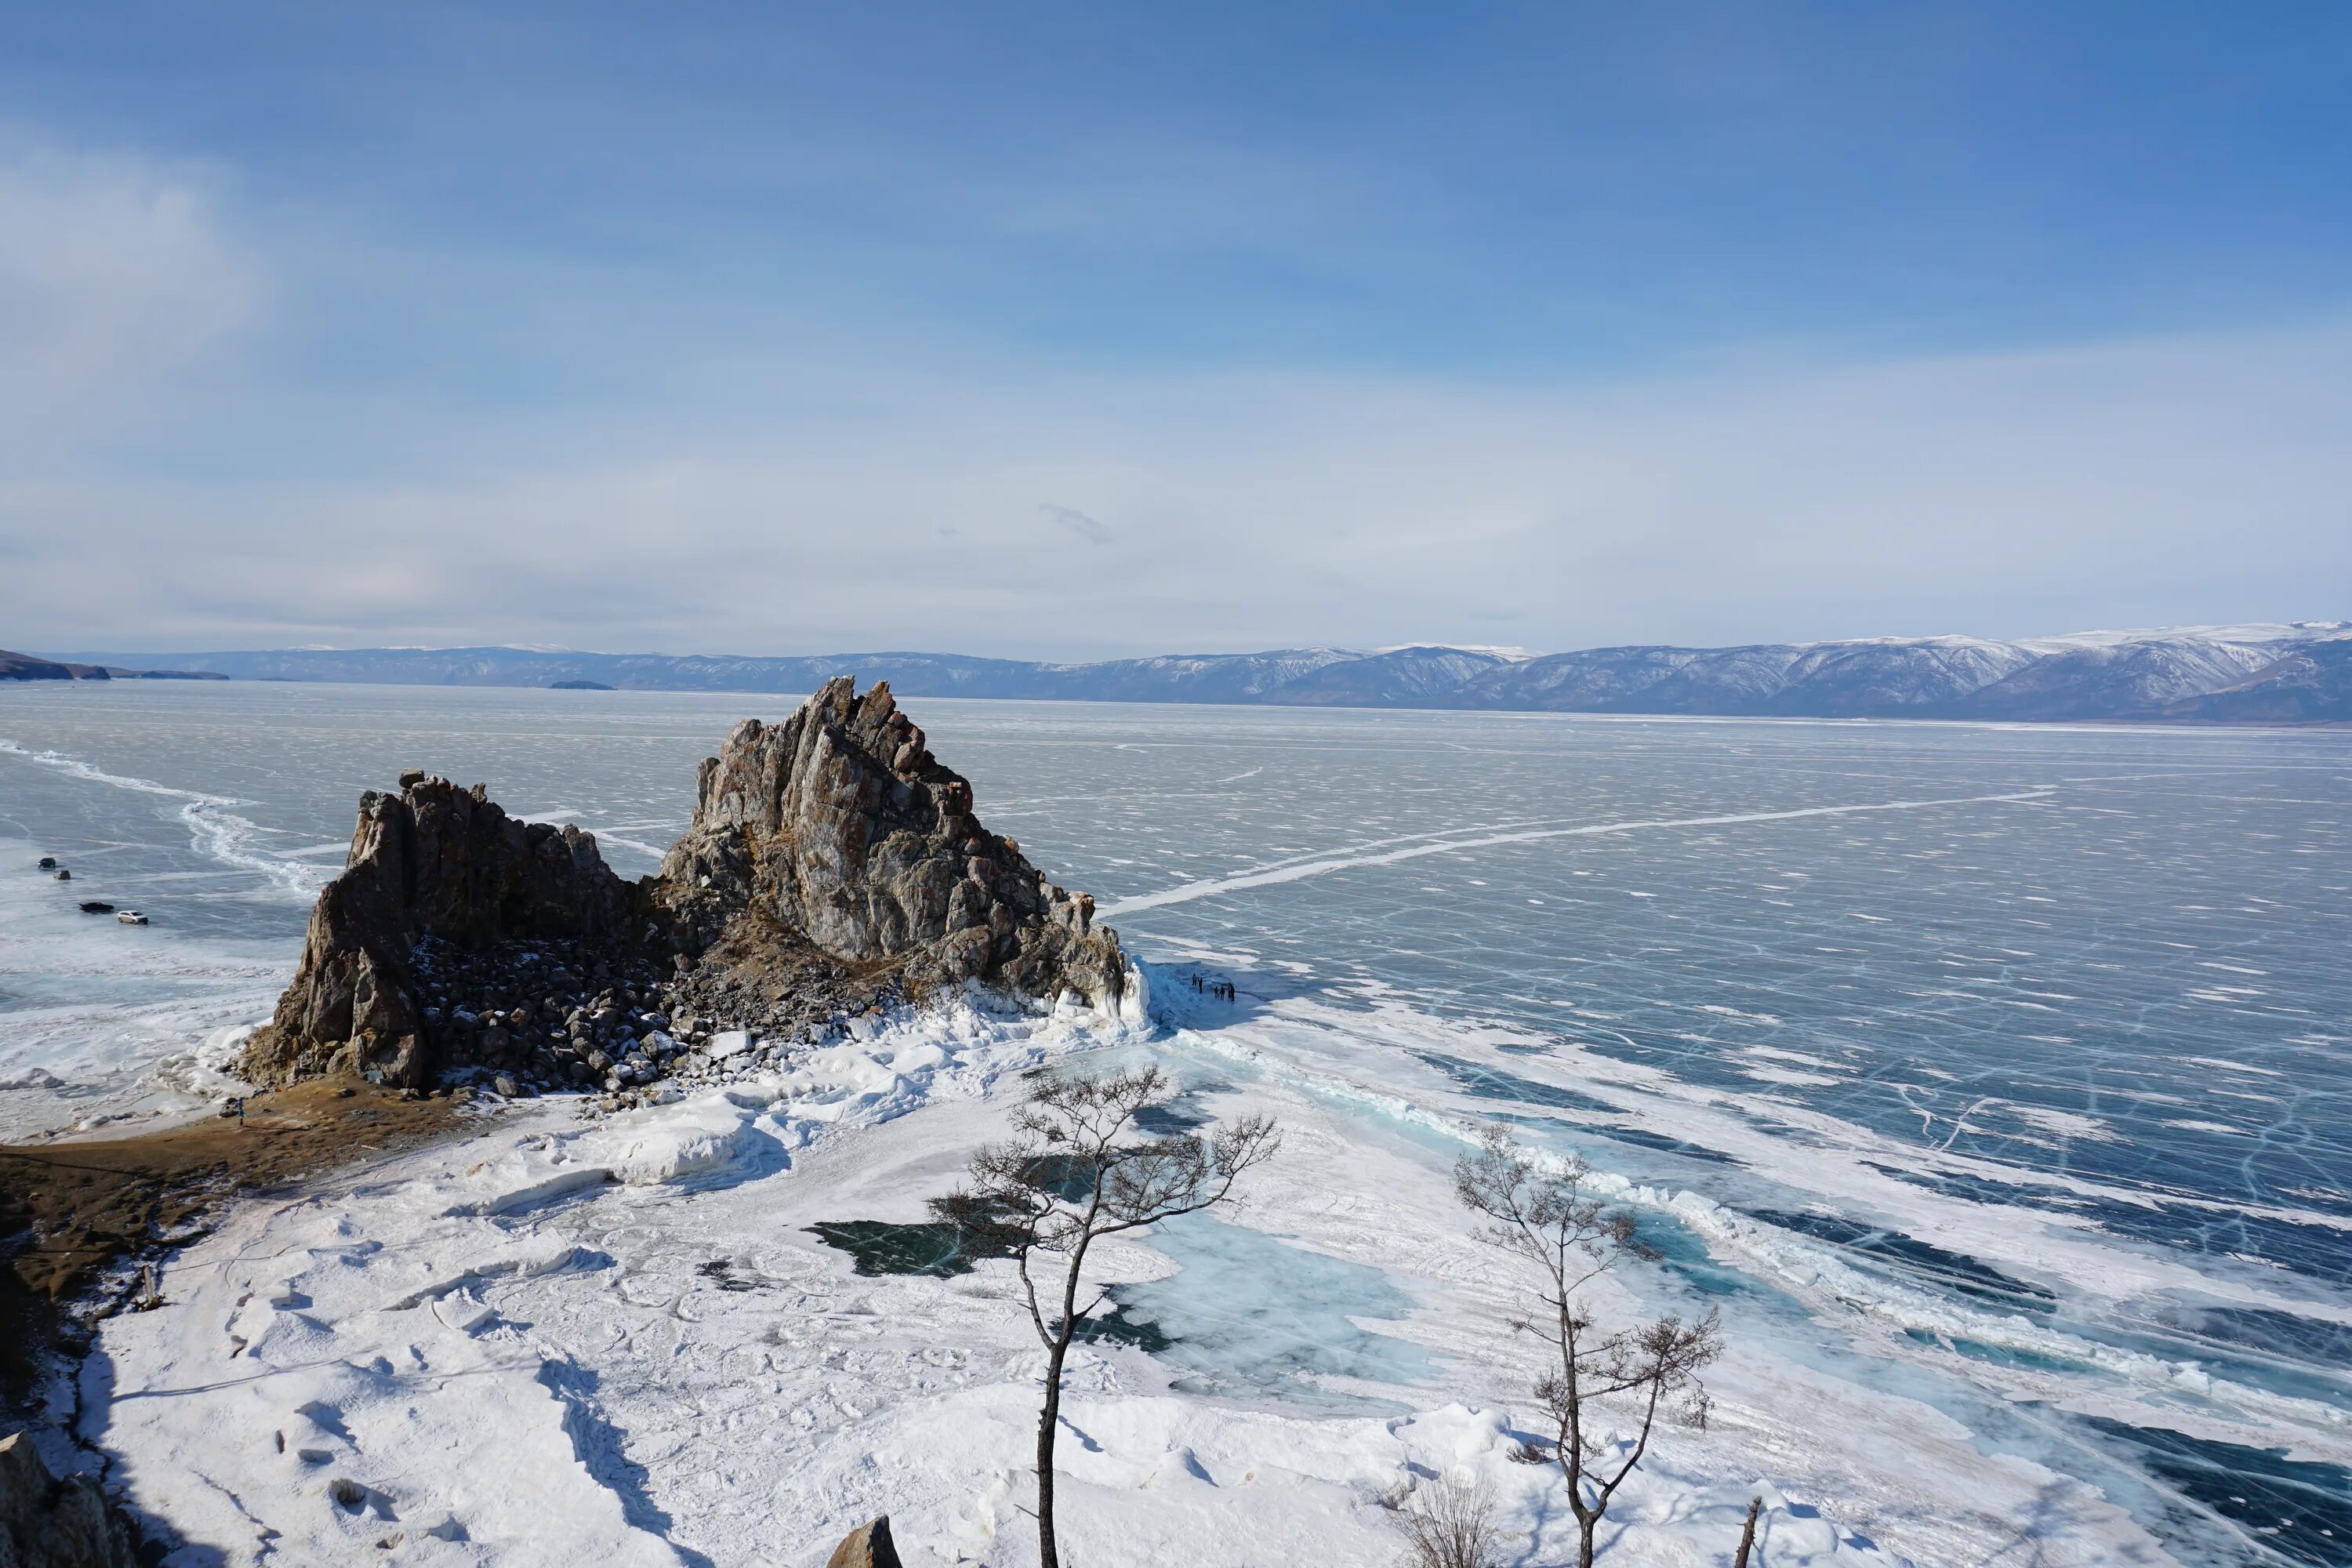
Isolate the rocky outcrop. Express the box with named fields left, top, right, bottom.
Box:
left=657, top=677, right=1127, bottom=1011
left=0, top=1432, right=139, bottom=1568
left=243, top=775, right=649, bottom=1087
left=823, top=1516, right=903, bottom=1568
left=242, top=677, right=1127, bottom=1091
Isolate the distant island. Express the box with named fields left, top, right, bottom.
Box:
left=548, top=678, right=614, bottom=690
left=26, top=621, right=2352, bottom=723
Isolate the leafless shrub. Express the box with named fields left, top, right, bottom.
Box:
left=1386, top=1475, right=1504, bottom=1568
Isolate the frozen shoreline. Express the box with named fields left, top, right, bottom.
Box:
left=0, top=832, right=290, bottom=1142
left=78, top=984, right=2182, bottom=1568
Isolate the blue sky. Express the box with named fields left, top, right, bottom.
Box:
left=4, top=2, right=2350, bottom=656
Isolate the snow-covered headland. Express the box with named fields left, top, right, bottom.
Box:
left=80, top=976, right=2171, bottom=1567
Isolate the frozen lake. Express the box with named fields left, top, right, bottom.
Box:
left=4, top=680, right=2349, bottom=1565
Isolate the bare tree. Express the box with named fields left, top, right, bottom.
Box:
left=931, top=1065, right=1279, bottom=1568
left=1454, top=1127, right=1721, bottom=1568
left=1385, top=1473, right=1505, bottom=1568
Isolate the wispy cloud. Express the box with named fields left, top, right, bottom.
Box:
left=1040, top=503, right=1112, bottom=546
left=0, top=146, right=263, bottom=460
left=12, top=318, right=2350, bottom=657
left=5, top=6, right=2347, bottom=659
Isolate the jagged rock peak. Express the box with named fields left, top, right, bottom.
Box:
left=242, top=773, right=641, bottom=1087
left=658, top=675, right=1127, bottom=1007
left=0, top=1431, right=141, bottom=1568
left=241, top=677, right=1127, bottom=1092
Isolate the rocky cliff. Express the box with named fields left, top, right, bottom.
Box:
left=245, top=775, right=643, bottom=1087
left=0, top=1432, right=140, bottom=1568
left=241, top=677, right=1127, bottom=1093
left=656, top=677, right=1125, bottom=1007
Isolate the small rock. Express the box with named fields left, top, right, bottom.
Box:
left=824, top=1515, right=904, bottom=1568
left=492, top=1074, right=519, bottom=1098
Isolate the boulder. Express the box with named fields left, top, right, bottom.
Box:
left=823, top=1515, right=903, bottom=1568
left=0, top=1432, right=140, bottom=1568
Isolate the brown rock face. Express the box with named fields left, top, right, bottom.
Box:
left=244, top=777, right=641, bottom=1087
left=241, top=677, right=1127, bottom=1089
left=0, top=1432, right=140, bottom=1568
left=658, top=677, right=1127, bottom=1011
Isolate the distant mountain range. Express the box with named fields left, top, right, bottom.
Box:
left=26, top=623, right=2352, bottom=722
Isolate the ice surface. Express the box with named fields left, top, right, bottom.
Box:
left=1091, top=1212, right=1440, bottom=1407
left=87, top=1002, right=2086, bottom=1566
left=0, top=835, right=289, bottom=1138
left=6, top=682, right=2347, bottom=1564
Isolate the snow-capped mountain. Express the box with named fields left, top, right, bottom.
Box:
left=1262, top=645, right=1526, bottom=706
left=1450, top=623, right=2352, bottom=720
left=2155, top=635, right=2352, bottom=723
left=38, top=622, right=2352, bottom=721
left=1032, top=648, right=1365, bottom=702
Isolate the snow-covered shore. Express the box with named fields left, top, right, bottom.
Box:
left=79, top=981, right=2180, bottom=1568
